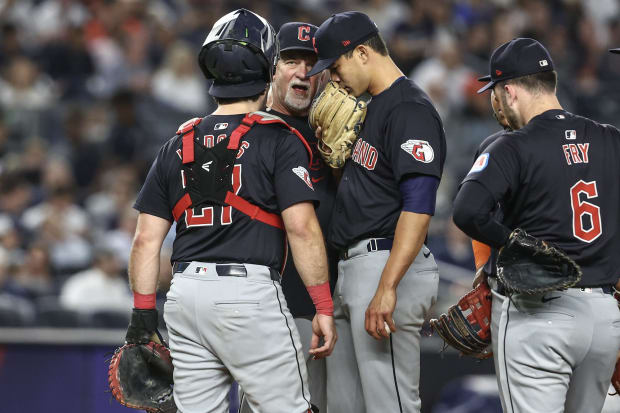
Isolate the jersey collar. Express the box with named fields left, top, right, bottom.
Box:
left=531, top=109, right=568, bottom=121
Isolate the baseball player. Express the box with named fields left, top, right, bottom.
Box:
left=607, top=45, right=620, bottom=405
left=306, top=11, right=446, bottom=413
left=125, top=9, right=336, bottom=413
left=238, top=21, right=336, bottom=413
left=471, top=88, right=511, bottom=288
left=453, top=38, right=620, bottom=413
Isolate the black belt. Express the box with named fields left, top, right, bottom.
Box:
left=339, top=238, right=393, bottom=260
left=172, top=262, right=280, bottom=282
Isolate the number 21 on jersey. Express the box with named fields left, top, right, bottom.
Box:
left=183, top=165, right=242, bottom=227
left=570, top=180, right=602, bottom=242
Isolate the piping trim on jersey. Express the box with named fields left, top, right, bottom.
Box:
left=504, top=298, right=515, bottom=413
left=238, top=391, right=245, bottom=413
left=273, top=281, right=312, bottom=410
left=389, top=335, right=404, bottom=413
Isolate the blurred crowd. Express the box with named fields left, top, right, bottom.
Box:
left=1, top=0, right=620, bottom=327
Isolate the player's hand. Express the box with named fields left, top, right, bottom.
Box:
left=309, top=313, right=337, bottom=359
left=473, top=267, right=488, bottom=288
left=365, top=286, right=397, bottom=340
left=315, top=126, right=323, bottom=141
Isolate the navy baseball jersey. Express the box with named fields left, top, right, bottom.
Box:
left=134, top=114, right=319, bottom=271
left=268, top=109, right=338, bottom=317
left=463, top=109, right=620, bottom=287
left=329, top=76, right=447, bottom=249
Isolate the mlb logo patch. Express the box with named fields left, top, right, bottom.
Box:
left=214, top=123, right=228, bottom=130
left=565, top=130, right=576, bottom=140
left=401, top=139, right=434, bottom=163
left=468, top=153, right=489, bottom=174
left=539, top=59, right=548, bottom=67
left=195, top=266, right=208, bottom=274
left=292, top=166, right=314, bottom=190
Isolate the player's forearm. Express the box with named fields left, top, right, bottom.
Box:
left=282, top=202, right=329, bottom=286
left=378, top=211, right=430, bottom=290
left=129, top=237, right=161, bottom=294
left=453, top=181, right=511, bottom=248
left=128, top=213, right=171, bottom=295
left=287, top=218, right=329, bottom=286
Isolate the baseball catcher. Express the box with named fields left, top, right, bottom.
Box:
left=108, top=309, right=176, bottom=413
left=430, top=281, right=492, bottom=359
left=496, top=228, right=582, bottom=294
left=308, top=81, right=369, bottom=168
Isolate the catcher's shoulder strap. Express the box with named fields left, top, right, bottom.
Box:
left=248, top=111, right=313, bottom=164
left=176, top=117, right=202, bottom=164
left=172, top=112, right=311, bottom=230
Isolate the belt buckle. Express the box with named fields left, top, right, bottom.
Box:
left=368, top=238, right=378, bottom=252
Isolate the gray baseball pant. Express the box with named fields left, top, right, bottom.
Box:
left=326, top=240, right=439, bottom=413
left=491, top=285, right=620, bottom=413
left=238, top=316, right=326, bottom=412
left=163, top=262, right=312, bottom=413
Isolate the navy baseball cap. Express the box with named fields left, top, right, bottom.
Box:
left=306, top=11, right=378, bottom=77
left=278, top=22, right=318, bottom=54
left=477, top=38, right=555, bottom=93
left=610, top=48, right=620, bottom=54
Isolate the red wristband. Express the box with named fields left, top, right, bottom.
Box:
left=306, top=281, right=334, bottom=316
left=133, top=291, right=156, bottom=309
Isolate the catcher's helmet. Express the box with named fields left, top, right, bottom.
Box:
left=199, top=9, right=278, bottom=98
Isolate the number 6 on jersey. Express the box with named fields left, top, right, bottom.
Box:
left=570, top=180, right=602, bottom=242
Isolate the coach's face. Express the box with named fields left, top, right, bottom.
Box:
left=272, top=50, right=318, bottom=115
left=329, top=48, right=370, bottom=97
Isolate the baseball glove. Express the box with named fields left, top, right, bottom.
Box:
left=108, top=308, right=176, bottom=413
left=308, top=81, right=370, bottom=168
left=496, top=228, right=582, bottom=294
left=430, top=281, right=492, bottom=359
left=108, top=341, right=176, bottom=413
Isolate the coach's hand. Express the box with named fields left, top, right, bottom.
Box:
left=309, top=314, right=337, bottom=359
left=365, top=286, right=397, bottom=340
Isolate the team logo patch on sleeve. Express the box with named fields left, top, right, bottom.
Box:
left=468, top=153, right=489, bottom=174
left=292, top=166, right=314, bottom=190
left=401, top=139, right=434, bottom=163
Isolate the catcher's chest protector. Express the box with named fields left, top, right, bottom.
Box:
left=173, top=112, right=312, bottom=230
